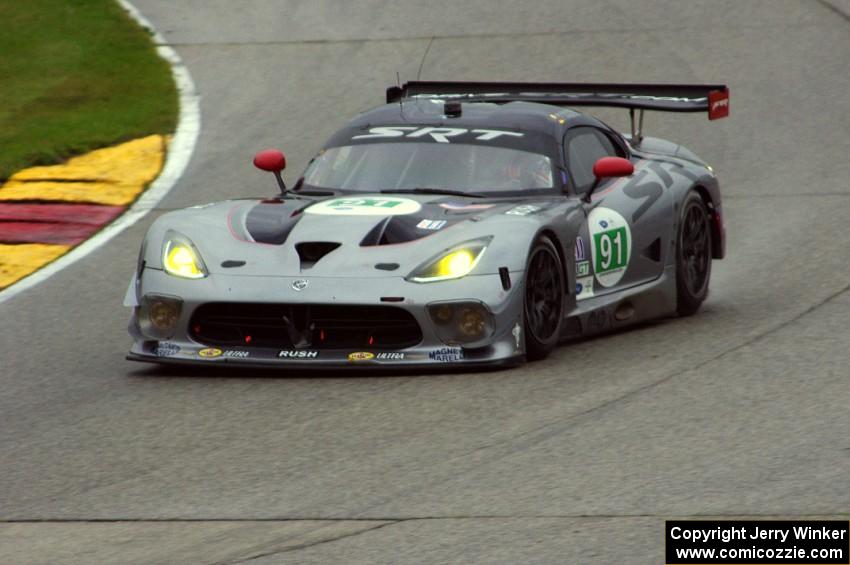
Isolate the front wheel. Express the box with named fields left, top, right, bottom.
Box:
left=676, top=191, right=713, bottom=316
left=524, top=236, right=565, bottom=360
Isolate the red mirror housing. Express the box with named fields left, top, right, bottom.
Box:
left=593, top=156, right=634, bottom=179
left=253, top=149, right=286, bottom=172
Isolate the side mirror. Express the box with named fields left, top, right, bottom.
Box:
left=585, top=157, right=634, bottom=202
left=253, top=149, right=287, bottom=193
left=593, top=156, right=634, bottom=179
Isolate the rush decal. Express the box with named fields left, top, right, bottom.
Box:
left=588, top=207, right=632, bottom=288
left=306, top=197, right=421, bottom=216
left=279, top=350, right=318, bottom=359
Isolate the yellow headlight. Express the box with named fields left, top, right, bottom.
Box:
left=408, top=238, right=491, bottom=283
left=163, top=238, right=207, bottom=279
left=435, top=250, right=474, bottom=278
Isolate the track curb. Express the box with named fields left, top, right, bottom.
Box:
left=0, top=0, right=200, bottom=305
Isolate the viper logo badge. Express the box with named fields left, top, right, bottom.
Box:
left=291, top=279, right=308, bottom=291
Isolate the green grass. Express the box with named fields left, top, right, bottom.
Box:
left=0, top=0, right=178, bottom=180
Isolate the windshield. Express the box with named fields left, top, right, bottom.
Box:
left=301, top=143, right=554, bottom=195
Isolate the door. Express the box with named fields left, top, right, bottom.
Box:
left=563, top=127, right=673, bottom=301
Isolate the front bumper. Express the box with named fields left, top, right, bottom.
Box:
left=127, top=268, right=527, bottom=370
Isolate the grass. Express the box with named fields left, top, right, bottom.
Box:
left=0, top=0, right=178, bottom=180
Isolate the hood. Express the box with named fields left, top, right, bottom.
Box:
left=149, top=193, right=558, bottom=278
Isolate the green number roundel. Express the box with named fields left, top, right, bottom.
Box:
left=593, top=227, right=628, bottom=273
left=305, top=197, right=422, bottom=216
left=588, top=207, right=632, bottom=288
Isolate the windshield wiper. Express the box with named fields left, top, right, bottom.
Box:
left=295, top=189, right=337, bottom=196
left=381, top=188, right=485, bottom=198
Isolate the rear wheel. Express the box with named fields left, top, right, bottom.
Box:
left=524, top=236, right=565, bottom=360
left=676, top=191, right=713, bottom=316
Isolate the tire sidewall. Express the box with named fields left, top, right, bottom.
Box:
left=523, top=236, right=565, bottom=360
left=676, top=191, right=712, bottom=315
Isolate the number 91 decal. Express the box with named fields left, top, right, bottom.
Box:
left=588, top=207, right=632, bottom=288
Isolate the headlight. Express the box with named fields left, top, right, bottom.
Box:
left=427, top=301, right=495, bottom=344
left=408, top=237, right=491, bottom=283
left=138, top=294, right=183, bottom=339
left=162, top=231, right=207, bottom=279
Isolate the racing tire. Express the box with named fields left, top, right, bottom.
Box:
left=524, top=236, right=565, bottom=361
left=675, top=191, right=713, bottom=316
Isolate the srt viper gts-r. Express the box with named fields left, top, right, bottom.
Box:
left=125, top=81, right=729, bottom=369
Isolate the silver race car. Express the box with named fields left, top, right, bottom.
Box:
left=125, top=81, right=729, bottom=369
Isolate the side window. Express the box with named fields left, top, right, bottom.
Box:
left=563, top=127, right=620, bottom=195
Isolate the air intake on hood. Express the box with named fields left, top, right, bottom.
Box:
left=295, top=242, right=341, bottom=269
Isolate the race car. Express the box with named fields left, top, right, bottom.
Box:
left=125, top=81, right=729, bottom=369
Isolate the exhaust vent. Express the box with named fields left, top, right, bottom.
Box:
left=295, top=242, right=340, bottom=270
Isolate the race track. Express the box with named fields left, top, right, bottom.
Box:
left=1, top=1, right=849, bottom=563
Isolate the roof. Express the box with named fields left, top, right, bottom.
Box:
left=349, top=99, right=585, bottom=135
left=320, top=100, right=601, bottom=155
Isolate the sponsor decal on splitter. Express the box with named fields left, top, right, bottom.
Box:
left=278, top=350, right=318, bottom=359
left=376, top=352, right=405, bottom=360
left=348, top=352, right=375, bottom=362
left=222, top=350, right=249, bottom=358
left=428, top=347, right=464, bottom=362
left=198, top=348, right=223, bottom=358
left=154, top=342, right=180, bottom=357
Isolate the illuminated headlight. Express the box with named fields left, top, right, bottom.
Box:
left=427, top=301, right=495, bottom=345
left=408, top=237, right=491, bottom=283
left=162, top=231, right=207, bottom=279
left=138, top=294, right=183, bottom=339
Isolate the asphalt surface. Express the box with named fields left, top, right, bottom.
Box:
left=1, top=1, right=849, bottom=563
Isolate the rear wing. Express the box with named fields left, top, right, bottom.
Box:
left=386, top=81, right=729, bottom=141
left=387, top=81, right=729, bottom=119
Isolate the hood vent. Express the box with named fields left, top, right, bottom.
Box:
left=296, top=241, right=341, bottom=270
left=360, top=218, right=391, bottom=246
left=361, top=215, right=456, bottom=247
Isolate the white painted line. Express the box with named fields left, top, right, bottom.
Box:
left=0, top=0, right=201, bottom=305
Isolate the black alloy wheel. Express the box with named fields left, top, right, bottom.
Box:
left=676, top=191, right=713, bottom=316
left=524, top=236, right=565, bottom=360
